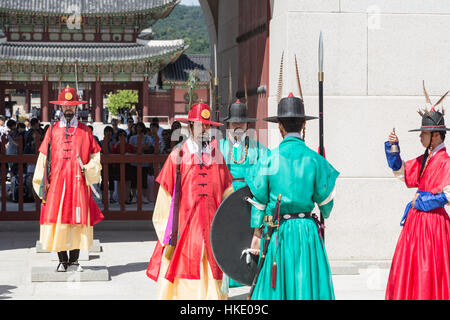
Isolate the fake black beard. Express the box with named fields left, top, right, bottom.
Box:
left=64, top=112, right=75, bottom=121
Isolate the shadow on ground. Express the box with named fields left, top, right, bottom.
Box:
left=108, top=262, right=149, bottom=277
left=95, top=230, right=158, bottom=243
left=0, top=286, right=17, bottom=300
left=0, top=221, right=158, bottom=250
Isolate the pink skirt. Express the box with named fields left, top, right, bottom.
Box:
left=385, top=208, right=450, bottom=300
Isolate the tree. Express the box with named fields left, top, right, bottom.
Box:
left=152, top=5, right=210, bottom=54
left=105, top=90, right=138, bottom=116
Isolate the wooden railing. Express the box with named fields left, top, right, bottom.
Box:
left=100, top=134, right=168, bottom=220
left=0, top=133, right=168, bottom=221
left=0, top=134, right=40, bottom=220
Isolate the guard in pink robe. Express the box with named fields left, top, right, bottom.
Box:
left=384, top=86, right=450, bottom=299
left=146, top=103, right=234, bottom=299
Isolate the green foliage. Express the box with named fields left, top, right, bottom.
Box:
left=105, top=90, right=138, bottom=116
left=152, top=5, right=210, bottom=54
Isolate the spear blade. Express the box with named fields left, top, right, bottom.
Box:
left=319, top=31, right=324, bottom=74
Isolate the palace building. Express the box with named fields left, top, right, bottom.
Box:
left=0, top=0, right=210, bottom=124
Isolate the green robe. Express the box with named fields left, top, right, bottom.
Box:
left=219, top=136, right=268, bottom=288
left=219, top=136, right=268, bottom=191
left=247, top=136, right=339, bottom=300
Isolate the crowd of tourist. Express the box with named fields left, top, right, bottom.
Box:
left=1, top=111, right=184, bottom=205
left=100, top=117, right=184, bottom=205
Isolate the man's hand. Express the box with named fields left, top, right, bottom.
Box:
left=388, top=130, right=399, bottom=145
left=250, top=228, right=262, bottom=255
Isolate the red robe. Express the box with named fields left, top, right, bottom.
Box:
left=38, top=122, right=103, bottom=226
left=147, top=139, right=233, bottom=282
left=386, top=148, right=450, bottom=300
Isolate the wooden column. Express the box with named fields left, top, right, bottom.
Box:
left=24, top=89, right=31, bottom=114
left=142, top=77, right=149, bottom=123
left=41, top=80, right=49, bottom=122
left=169, top=87, right=175, bottom=124
left=95, top=79, right=103, bottom=122
left=0, top=83, right=5, bottom=116
left=83, top=89, right=90, bottom=110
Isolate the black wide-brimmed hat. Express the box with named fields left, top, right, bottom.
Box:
left=263, top=93, right=318, bottom=123
left=224, top=99, right=257, bottom=123
left=409, top=81, right=450, bottom=132
left=409, top=109, right=450, bottom=132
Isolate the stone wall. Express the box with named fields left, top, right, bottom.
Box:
left=268, top=0, right=450, bottom=260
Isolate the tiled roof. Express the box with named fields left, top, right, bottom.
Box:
left=0, top=40, right=186, bottom=63
left=0, top=0, right=179, bottom=15
left=162, top=53, right=211, bottom=83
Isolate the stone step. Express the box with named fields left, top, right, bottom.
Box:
left=330, top=261, right=359, bottom=275
left=35, top=239, right=102, bottom=253
left=31, top=266, right=109, bottom=282
left=329, top=260, right=392, bottom=275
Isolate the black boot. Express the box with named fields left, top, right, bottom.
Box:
left=57, top=251, right=69, bottom=272
left=68, top=249, right=83, bottom=272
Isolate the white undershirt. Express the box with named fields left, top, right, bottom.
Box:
left=186, top=137, right=211, bottom=155
left=58, top=117, right=78, bottom=128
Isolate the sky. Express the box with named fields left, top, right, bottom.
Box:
left=180, top=0, right=200, bottom=6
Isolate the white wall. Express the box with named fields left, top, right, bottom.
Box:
left=269, top=0, right=450, bottom=260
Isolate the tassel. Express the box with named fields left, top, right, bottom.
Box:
left=271, top=262, right=277, bottom=289
left=164, top=245, right=175, bottom=260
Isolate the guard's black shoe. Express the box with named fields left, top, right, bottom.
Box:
left=56, top=262, right=68, bottom=272
left=67, top=261, right=83, bottom=272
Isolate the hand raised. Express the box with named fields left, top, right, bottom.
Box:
left=388, top=131, right=399, bottom=145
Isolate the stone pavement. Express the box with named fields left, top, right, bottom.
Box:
left=0, top=221, right=390, bottom=300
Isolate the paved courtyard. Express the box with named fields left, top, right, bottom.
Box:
left=0, top=221, right=390, bottom=300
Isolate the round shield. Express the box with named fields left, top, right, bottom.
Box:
left=211, top=186, right=258, bottom=286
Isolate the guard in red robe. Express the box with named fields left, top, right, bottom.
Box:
left=384, top=84, right=450, bottom=299
left=147, top=103, right=234, bottom=299
left=32, top=86, right=103, bottom=272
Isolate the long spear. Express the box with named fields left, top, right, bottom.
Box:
left=214, top=44, right=220, bottom=122
left=318, top=31, right=325, bottom=242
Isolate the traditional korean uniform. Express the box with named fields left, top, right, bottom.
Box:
left=32, top=87, right=103, bottom=270
left=218, top=99, right=268, bottom=289
left=384, top=88, right=450, bottom=300
left=147, top=103, right=234, bottom=300
left=248, top=93, right=339, bottom=300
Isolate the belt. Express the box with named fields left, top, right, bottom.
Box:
left=264, top=212, right=311, bottom=224
left=232, top=178, right=246, bottom=183
left=280, top=213, right=311, bottom=220
left=264, top=212, right=325, bottom=244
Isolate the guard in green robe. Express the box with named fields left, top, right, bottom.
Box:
left=218, top=99, right=268, bottom=291
left=247, top=92, right=339, bottom=300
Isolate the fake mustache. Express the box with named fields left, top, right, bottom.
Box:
left=64, top=111, right=75, bottom=120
